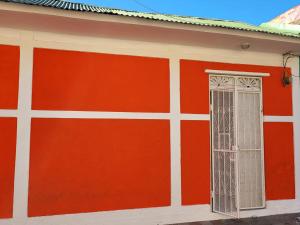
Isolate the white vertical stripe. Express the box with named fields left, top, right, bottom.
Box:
left=291, top=57, right=300, bottom=201
left=170, top=58, right=181, bottom=206
left=13, top=31, right=34, bottom=219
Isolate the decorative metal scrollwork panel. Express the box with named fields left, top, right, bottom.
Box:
left=210, top=76, right=261, bottom=92
left=210, top=76, right=235, bottom=90
left=236, top=77, right=261, bottom=91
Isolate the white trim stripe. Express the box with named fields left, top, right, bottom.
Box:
left=0, top=110, right=294, bottom=123
left=263, top=116, right=294, bottom=122
left=169, top=58, right=181, bottom=206
left=205, top=69, right=270, bottom=77
left=0, top=109, right=18, bottom=117
left=291, top=57, right=300, bottom=200
left=180, top=114, right=210, bottom=120
left=13, top=31, right=34, bottom=219
left=30, top=111, right=171, bottom=120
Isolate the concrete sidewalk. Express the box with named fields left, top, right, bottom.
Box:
left=170, top=213, right=300, bottom=225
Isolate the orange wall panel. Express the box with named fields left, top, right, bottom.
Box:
left=0, top=118, right=17, bottom=218
left=262, top=68, right=292, bottom=116
left=0, top=45, right=19, bottom=109
left=32, top=48, right=170, bottom=112
left=264, top=122, right=295, bottom=200
left=28, top=118, right=170, bottom=217
left=180, top=60, right=209, bottom=114
left=180, top=59, right=292, bottom=116
left=181, top=120, right=210, bottom=205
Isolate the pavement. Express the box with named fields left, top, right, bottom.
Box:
left=169, top=213, right=300, bottom=225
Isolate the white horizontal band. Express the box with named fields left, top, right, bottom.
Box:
left=263, top=116, right=294, bottom=122
left=180, top=114, right=210, bottom=120
left=30, top=110, right=171, bottom=119
left=0, top=109, right=18, bottom=117
left=205, top=69, right=270, bottom=77
left=0, top=110, right=294, bottom=123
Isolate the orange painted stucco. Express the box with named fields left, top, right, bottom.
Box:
left=28, top=118, right=171, bottom=217
left=0, top=117, right=17, bottom=218
left=32, top=48, right=170, bottom=113
left=0, top=48, right=293, bottom=218
left=181, top=120, right=211, bottom=205
left=0, top=44, right=19, bottom=109
left=180, top=59, right=292, bottom=116
left=264, top=122, right=295, bottom=200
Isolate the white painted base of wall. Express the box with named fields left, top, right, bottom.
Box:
left=1, top=200, right=299, bottom=225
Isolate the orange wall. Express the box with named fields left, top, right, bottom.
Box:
left=0, top=44, right=19, bottom=218
left=180, top=59, right=292, bottom=116
left=0, top=44, right=20, bottom=109
left=181, top=120, right=210, bottom=205
left=0, top=46, right=294, bottom=218
left=0, top=118, right=17, bottom=218
left=264, top=122, right=295, bottom=200
left=32, top=48, right=170, bottom=113
left=28, top=118, right=171, bottom=217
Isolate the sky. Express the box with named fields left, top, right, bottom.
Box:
left=70, top=0, right=300, bottom=25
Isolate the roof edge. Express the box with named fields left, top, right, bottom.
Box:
left=0, top=0, right=300, bottom=43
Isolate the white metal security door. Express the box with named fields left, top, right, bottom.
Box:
left=210, top=75, right=265, bottom=218
left=236, top=78, right=265, bottom=210
left=210, top=76, right=240, bottom=217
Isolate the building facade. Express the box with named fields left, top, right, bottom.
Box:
left=0, top=1, right=299, bottom=224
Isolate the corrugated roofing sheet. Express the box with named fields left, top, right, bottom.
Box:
left=1, top=0, right=300, bottom=38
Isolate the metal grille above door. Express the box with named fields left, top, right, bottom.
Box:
left=210, top=75, right=265, bottom=218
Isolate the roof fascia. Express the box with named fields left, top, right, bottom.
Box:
left=0, top=1, right=299, bottom=45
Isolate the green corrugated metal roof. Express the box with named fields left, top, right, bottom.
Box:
left=2, top=0, right=300, bottom=38
left=261, top=22, right=300, bottom=36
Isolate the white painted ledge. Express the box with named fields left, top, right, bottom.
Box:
left=205, top=69, right=270, bottom=77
